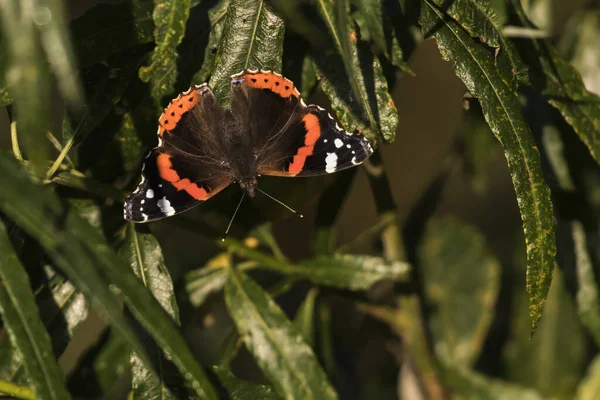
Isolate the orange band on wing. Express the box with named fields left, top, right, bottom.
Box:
left=288, top=114, right=321, bottom=174
left=158, top=88, right=199, bottom=132
left=157, top=154, right=210, bottom=199
left=243, top=72, right=300, bottom=99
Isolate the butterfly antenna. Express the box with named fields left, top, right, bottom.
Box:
left=256, top=188, right=304, bottom=219
left=222, top=191, right=246, bottom=241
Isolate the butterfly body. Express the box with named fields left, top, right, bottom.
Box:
left=124, top=70, right=374, bottom=223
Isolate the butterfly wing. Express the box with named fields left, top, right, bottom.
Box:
left=124, top=84, right=232, bottom=223
left=229, top=70, right=374, bottom=177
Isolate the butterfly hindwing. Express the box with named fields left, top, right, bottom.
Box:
left=229, top=70, right=374, bottom=177
left=124, top=85, right=232, bottom=223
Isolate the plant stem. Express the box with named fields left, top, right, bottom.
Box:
left=0, top=380, right=35, bottom=400
left=363, top=151, right=445, bottom=400
left=10, top=121, right=23, bottom=161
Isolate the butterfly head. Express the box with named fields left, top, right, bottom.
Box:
left=238, top=177, right=258, bottom=197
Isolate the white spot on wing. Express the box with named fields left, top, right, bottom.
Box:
left=334, top=138, right=343, bottom=148
left=158, top=184, right=163, bottom=188
left=325, top=152, right=338, bottom=173
left=323, top=139, right=328, bottom=143
left=146, top=189, right=154, bottom=198
left=142, top=213, right=148, bottom=221
left=346, top=144, right=351, bottom=148
left=141, top=199, right=145, bottom=204
left=351, top=156, right=358, bottom=165
left=157, top=197, right=175, bottom=216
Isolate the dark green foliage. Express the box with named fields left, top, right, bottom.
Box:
left=1, top=0, right=600, bottom=399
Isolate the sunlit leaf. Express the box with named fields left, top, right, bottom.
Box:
left=419, top=217, right=500, bottom=367
left=420, top=0, right=556, bottom=332
left=186, top=253, right=229, bottom=307
left=139, top=0, right=191, bottom=101
left=443, top=364, right=545, bottom=400
left=209, top=0, right=285, bottom=104
left=224, top=267, right=338, bottom=399
left=298, top=254, right=409, bottom=290
left=577, top=355, right=600, bottom=400
left=0, top=222, right=71, bottom=400
left=213, top=366, right=282, bottom=400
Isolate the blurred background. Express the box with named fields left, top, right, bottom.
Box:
left=2, top=0, right=600, bottom=399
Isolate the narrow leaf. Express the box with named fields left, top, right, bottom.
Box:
left=191, top=0, right=229, bottom=85
left=36, top=0, right=84, bottom=108
left=0, top=222, right=71, bottom=400
left=427, top=0, right=501, bottom=48
left=419, top=217, right=500, bottom=367
left=298, top=254, right=409, bottom=290
left=511, top=0, right=600, bottom=165
left=293, top=288, right=319, bottom=347
left=351, top=0, right=411, bottom=71
left=443, top=364, right=545, bottom=400
left=121, top=224, right=181, bottom=399
left=213, top=366, right=282, bottom=400
left=139, top=0, right=191, bottom=100
left=0, top=3, right=51, bottom=167
left=316, top=0, right=398, bottom=143
left=209, top=0, right=285, bottom=104
left=420, top=0, right=556, bottom=332
left=0, top=265, right=89, bottom=385
left=577, top=355, right=600, bottom=400
left=185, top=253, right=229, bottom=307
left=0, top=47, right=11, bottom=107
left=571, top=221, right=600, bottom=347
left=0, top=154, right=218, bottom=400
left=224, top=267, right=338, bottom=399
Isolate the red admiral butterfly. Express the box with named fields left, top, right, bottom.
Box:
left=123, top=69, right=374, bottom=223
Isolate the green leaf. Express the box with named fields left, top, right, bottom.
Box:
left=213, top=366, right=283, bottom=400
left=298, top=254, right=409, bottom=290
left=191, top=0, right=229, bottom=85
left=419, top=217, right=500, bottom=367
left=293, top=288, right=319, bottom=347
left=121, top=224, right=182, bottom=399
left=224, top=267, right=338, bottom=399
left=315, top=0, right=398, bottom=143
left=0, top=222, right=71, bottom=400
left=36, top=0, right=84, bottom=109
left=71, top=0, right=154, bottom=67
left=209, top=0, right=285, bottom=104
left=139, top=0, right=191, bottom=100
left=511, top=0, right=600, bottom=166
left=504, top=268, right=586, bottom=398
left=570, top=221, right=600, bottom=347
left=185, top=253, right=229, bottom=307
left=577, top=355, right=600, bottom=400
left=420, top=0, right=556, bottom=332
left=0, top=153, right=218, bottom=400
left=443, top=364, right=546, bottom=400
left=428, top=0, right=501, bottom=48
left=350, top=0, right=411, bottom=72
left=0, top=265, right=89, bottom=385
left=0, top=47, right=12, bottom=107
left=565, top=11, right=600, bottom=96
left=0, top=3, right=51, bottom=168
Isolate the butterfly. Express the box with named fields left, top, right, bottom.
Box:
left=123, top=69, right=374, bottom=223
